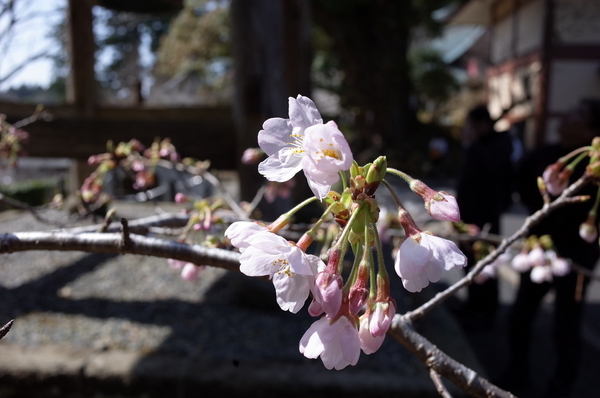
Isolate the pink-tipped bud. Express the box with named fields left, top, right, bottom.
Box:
left=579, top=218, right=598, bottom=243
left=348, top=287, right=369, bottom=315
left=527, top=247, right=546, bottom=267
left=313, top=271, right=343, bottom=317
left=427, top=192, right=461, bottom=222
left=181, top=263, right=203, bottom=281
left=530, top=265, right=553, bottom=283
left=359, top=314, right=385, bottom=355
left=175, top=193, right=188, bottom=203
left=241, top=148, right=264, bottom=165
left=369, top=300, right=395, bottom=338
left=542, top=162, right=569, bottom=196
left=511, top=252, right=532, bottom=272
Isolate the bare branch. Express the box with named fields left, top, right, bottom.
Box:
left=389, top=316, right=516, bottom=398
left=405, top=174, right=594, bottom=322
left=0, top=193, right=66, bottom=227
left=64, top=212, right=190, bottom=235
left=0, top=231, right=241, bottom=272
left=0, top=50, right=50, bottom=84
left=429, top=368, right=453, bottom=398
left=0, top=319, right=13, bottom=340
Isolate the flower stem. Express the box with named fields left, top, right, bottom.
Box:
left=382, top=179, right=406, bottom=211
left=559, top=146, right=592, bottom=164
left=332, top=202, right=367, bottom=275
left=566, top=151, right=590, bottom=172
left=339, top=170, right=349, bottom=191
left=385, top=168, right=415, bottom=184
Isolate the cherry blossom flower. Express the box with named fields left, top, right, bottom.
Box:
left=547, top=250, right=571, bottom=277
left=395, top=233, right=467, bottom=292
left=527, top=247, right=546, bottom=267
left=257, top=95, right=323, bottom=183
left=511, top=252, right=532, bottom=272
left=224, top=221, right=268, bottom=253
left=312, top=269, right=343, bottom=316
left=237, top=231, right=322, bottom=313
left=257, top=95, right=353, bottom=200
left=531, top=265, right=553, bottom=283
left=579, top=219, right=598, bottom=243
left=167, top=259, right=205, bottom=281
left=181, top=263, right=203, bottom=281
left=358, top=314, right=385, bottom=355
left=542, top=162, right=570, bottom=196
left=299, top=315, right=361, bottom=370
left=301, top=121, right=354, bottom=200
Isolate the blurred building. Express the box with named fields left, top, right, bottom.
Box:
left=449, top=0, right=600, bottom=148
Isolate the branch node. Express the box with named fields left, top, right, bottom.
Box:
left=120, top=218, right=132, bottom=252
left=0, top=319, right=14, bottom=340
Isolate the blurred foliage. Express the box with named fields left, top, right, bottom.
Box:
left=153, top=0, right=232, bottom=102
left=410, top=48, right=460, bottom=121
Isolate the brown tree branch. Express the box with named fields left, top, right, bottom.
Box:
left=405, top=174, right=594, bottom=322
left=0, top=231, right=241, bottom=272
left=429, top=368, right=453, bottom=398
left=389, top=316, right=516, bottom=398
left=0, top=319, right=13, bottom=340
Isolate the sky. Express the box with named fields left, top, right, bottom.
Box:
left=0, top=0, right=65, bottom=90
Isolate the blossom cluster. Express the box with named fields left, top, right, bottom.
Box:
left=226, top=95, right=467, bottom=369
left=511, top=235, right=570, bottom=283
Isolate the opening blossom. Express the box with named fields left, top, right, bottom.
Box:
left=299, top=315, right=361, bottom=370
left=257, top=95, right=353, bottom=200
left=226, top=222, right=322, bottom=313
left=395, top=232, right=467, bottom=292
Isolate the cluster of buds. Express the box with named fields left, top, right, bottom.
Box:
left=225, top=95, right=467, bottom=369
left=0, top=114, right=29, bottom=167
left=167, top=194, right=227, bottom=281
left=511, top=235, right=570, bottom=283
left=81, top=138, right=186, bottom=207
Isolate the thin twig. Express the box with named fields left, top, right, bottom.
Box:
left=0, top=319, right=13, bottom=340
left=0, top=193, right=66, bottom=227
left=405, top=174, right=593, bottom=322
left=429, top=369, right=453, bottom=398
left=388, top=316, right=516, bottom=398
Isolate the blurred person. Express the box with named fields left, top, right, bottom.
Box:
left=456, top=105, right=514, bottom=325
left=503, top=99, right=600, bottom=397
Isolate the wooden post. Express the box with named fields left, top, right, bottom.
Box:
left=66, top=0, right=96, bottom=118
left=230, top=0, right=312, bottom=202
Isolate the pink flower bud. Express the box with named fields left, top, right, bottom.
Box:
left=241, top=148, right=264, bottom=165
left=313, top=271, right=343, bottom=316
left=369, top=301, right=395, bottom=337
left=527, top=247, right=545, bottom=267
left=542, top=162, right=569, bottom=196
left=174, top=193, right=188, bottom=203
left=530, top=265, right=553, bottom=283
left=348, top=287, right=368, bottom=315
left=359, top=314, right=385, bottom=355
left=181, top=263, right=202, bottom=281
left=427, top=192, right=461, bottom=222
left=579, top=220, right=598, bottom=243
left=511, top=252, right=532, bottom=272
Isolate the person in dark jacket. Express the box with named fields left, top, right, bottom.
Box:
left=456, top=105, right=514, bottom=323
left=504, top=99, right=600, bottom=397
